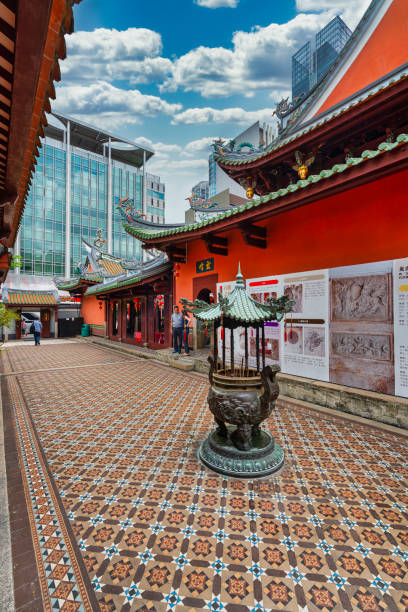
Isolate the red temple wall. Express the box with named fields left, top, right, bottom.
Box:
left=81, top=294, right=105, bottom=328
left=315, top=0, right=408, bottom=116
left=175, top=169, right=408, bottom=304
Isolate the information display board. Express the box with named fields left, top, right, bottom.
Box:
left=213, top=258, right=404, bottom=397
left=394, top=258, right=408, bottom=397
left=281, top=269, right=329, bottom=381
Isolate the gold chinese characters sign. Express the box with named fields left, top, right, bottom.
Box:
left=196, top=257, right=214, bottom=274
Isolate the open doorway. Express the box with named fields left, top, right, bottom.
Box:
left=197, top=288, right=211, bottom=304
left=193, top=274, right=218, bottom=349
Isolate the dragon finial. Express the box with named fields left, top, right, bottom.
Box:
left=94, top=229, right=106, bottom=250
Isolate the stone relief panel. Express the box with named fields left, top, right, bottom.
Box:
left=331, top=332, right=392, bottom=361
left=331, top=274, right=391, bottom=322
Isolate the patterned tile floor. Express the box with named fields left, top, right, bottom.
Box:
left=2, top=341, right=408, bottom=612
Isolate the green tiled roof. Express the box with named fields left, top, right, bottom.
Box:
left=216, top=66, right=408, bottom=168
left=124, top=133, right=408, bottom=242
left=184, top=266, right=291, bottom=325
left=86, top=274, right=142, bottom=296
left=56, top=271, right=104, bottom=290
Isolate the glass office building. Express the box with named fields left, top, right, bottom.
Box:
left=16, top=113, right=165, bottom=278
left=292, top=16, right=352, bottom=101
left=191, top=180, right=209, bottom=200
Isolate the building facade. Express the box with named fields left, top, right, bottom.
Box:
left=209, top=122, right=274, bottom=197
left=15, top=113, right=165, bottom=278
left=292, top=16, right=352, bottom=101
left=191, top=180, right=209, bottom=200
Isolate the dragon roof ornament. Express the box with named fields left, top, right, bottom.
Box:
left=210, top=136, right=272, bottom=162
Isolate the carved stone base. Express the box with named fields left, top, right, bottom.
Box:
left=198, top=427, right=284, bottom=478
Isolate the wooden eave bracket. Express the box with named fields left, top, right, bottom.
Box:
left=239, top=222, right=267, bottom=249
left=202, top=234, right=228, bottom=256
left=165, top=245, right=187, bottom=263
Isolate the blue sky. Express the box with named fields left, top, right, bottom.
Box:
left=54, top=0, right=371, bottom=221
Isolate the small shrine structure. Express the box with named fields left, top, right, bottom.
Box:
left=182, top=265, right=293, bottom=477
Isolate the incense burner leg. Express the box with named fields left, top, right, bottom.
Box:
left=231, top=423, right=252, bottom=451
left=215, top=418, right=228, bottom=438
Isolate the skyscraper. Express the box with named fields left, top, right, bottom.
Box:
left=15, top=113, right=165, bottom=278
left=191, top=180, right=209, bottom=200
left=292, top=16, right=352, bottom=101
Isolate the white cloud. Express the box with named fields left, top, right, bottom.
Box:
left=53, top=81, right=182, bottom=130
left=62, top=27, right=172, bottom=84
left=296, top=0, right=371, bottom=29
left=161, top=1, right=371, bottom=98
left=172, top=106, right=275, bottom=125
left=195, top=0, right=239, bottom=7
left=161, top=13, right=336, bottom=98
left=184, top=136, right=224, bottom=155
left=140, top=136, right=220, bottom=222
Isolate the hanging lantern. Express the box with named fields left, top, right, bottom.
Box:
left=209, top=293, right=214, bottom=304
left=205, top=321, right=208, bottom=337
left=98, top=300, right=103, bottom=310
left=110, top=301, right=114, bottom=311
left=174, top=263, right=180, bottom=278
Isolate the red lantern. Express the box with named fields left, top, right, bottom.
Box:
left=110, top=301, right=114, bottom=311
left=174, top=263, right=180, bottom=278
left=98, top=300, right=103, bottom=310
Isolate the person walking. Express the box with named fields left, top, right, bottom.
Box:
left=171, top=305, right=184, bottom=354
left=33, top=318, right=42, bottom=346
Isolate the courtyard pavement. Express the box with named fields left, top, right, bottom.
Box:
left=1, top=340, right=407, bottom=612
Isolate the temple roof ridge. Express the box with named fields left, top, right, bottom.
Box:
left=122, top=132, right=408, bottom=243
left=214, top=63, right=408, bottom=168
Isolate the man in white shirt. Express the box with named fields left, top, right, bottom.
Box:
left=171, top=305, right=184, bottom=354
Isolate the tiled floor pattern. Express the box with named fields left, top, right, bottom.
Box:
left=4, top=341, right=408, bottom=612
left=4, top=342, right=129, bottom=373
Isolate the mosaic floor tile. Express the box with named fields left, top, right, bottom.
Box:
left=3, top=341, right=408, bottom=611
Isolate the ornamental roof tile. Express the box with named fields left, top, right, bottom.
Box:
left=7, top=291, right=57, bottom=306
left=186, top=266, right=290, bottom=325
left=123, top=133, right=408, bottom=242
left=215, top=65, right=408, bottom=168
left=85, top=260, right=172, bottom=296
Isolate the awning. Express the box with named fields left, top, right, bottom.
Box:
left=7, top=291, right=57, bottom=306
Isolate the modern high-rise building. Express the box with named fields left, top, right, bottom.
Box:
left=191, top=180, right=209, bottom=200
left=15, top=113, right=165, bottom=278
left=292, top=16, right=352, bottom=101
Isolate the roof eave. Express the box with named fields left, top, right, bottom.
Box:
left=130, top=140, right=408, bottom=247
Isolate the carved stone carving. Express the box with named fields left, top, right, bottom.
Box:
left=331, top=274, right=390, bottom=322
left=331, top=332, right=392, bottom=361
left=207, top=356, right=280, bottom=451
